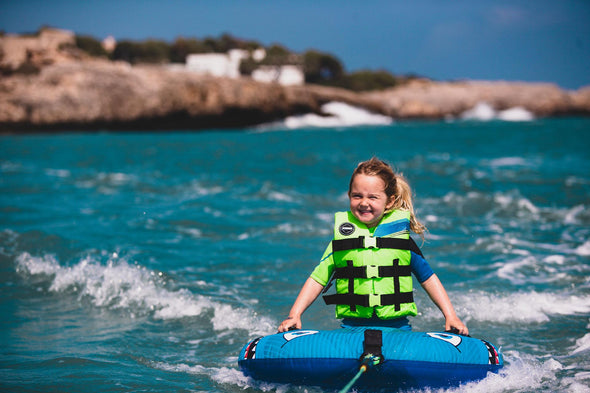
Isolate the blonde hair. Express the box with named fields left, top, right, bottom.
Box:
left=348, top=157, right=427, bottom=236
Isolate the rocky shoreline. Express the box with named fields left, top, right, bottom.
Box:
left=1, top=59, right=589, bottom=133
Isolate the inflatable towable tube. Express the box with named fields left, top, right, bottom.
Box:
left=238, top=327, right=502, bottom=390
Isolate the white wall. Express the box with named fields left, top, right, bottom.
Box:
left=186, top=49, right=304, bottom=85
left=252, top=65, right=304, bottom=86
left=186, top=53, right=240, bottom=78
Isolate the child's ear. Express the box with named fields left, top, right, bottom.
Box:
left=385, top=196, right=396, bottom=210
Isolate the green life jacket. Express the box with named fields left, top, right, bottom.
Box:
left=322, top=210, right=419, bottom=320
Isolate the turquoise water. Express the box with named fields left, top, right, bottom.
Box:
left=1, top=118, right=589, bottom=392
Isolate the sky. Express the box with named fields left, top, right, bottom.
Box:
left=1, top=0, right=589, bottom=89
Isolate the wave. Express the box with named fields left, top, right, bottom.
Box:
left=574, top=240, right=590, bottom=256
left=492, top=249, right=590, bottom=285
left=151, top=361, right=313, bottom=392
left=438, top=190, right=589, bottom=226
left=486, top=156, right=535, bottom=168
left=460, top=102, right=535, bottom=122
left=571, top=330, right=590, bottom=355
left=432, top=350, right=580, bottom=393
left=15, top=252, right=275, bottom=336
left=152, top=349, right=586, bottom=393
left=258, top=101, right=393, bottom=130
left=422, top=290, right=590, bottom=324
left=74, top=171, right=139, bottom=195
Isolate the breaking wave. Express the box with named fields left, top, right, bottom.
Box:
left=259, top=101, right=393, bottom=130
left=428, top=290, right=590, bottom=324
left=15, top=252, right=274, bottom=336
left=460, top=102, right=535, bottom=122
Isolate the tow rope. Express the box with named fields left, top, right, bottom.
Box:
left=338, top=329, right=384, bottom=393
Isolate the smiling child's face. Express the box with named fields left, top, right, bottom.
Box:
left=348, top=174, right=393, bottom=228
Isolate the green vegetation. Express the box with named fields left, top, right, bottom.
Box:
left=111, top=39, right=171, bottom=64
left=333, top=69, right=401, bottom=92
left=303, top=50, right=344, bottom=84
left=75, top=35, right=108, bottom=57
left=74, top=31, right=413, bottom=91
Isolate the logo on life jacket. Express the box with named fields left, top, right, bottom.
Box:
left=339, top=222, right=355, bottom=236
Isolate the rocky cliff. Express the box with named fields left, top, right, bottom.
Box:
left=365, top=79, right=590, bottom=119
left=1, top=29, right=588, bottom=133
left=0, top=59, right=378, bottom=132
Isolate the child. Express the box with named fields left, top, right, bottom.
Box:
left=278, top=157, right=468, bottom=335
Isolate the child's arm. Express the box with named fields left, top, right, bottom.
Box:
left=420, top=274, right=469, bottom=335
left=278, top=277, right=324, bottom=332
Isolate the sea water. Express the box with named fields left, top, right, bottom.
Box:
left=1, top=115, right=589, bottom=392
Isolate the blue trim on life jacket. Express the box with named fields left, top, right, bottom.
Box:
left=373, top=219, right=410, bottom=237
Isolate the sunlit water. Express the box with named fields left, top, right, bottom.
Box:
left=1, top=117, right=589, bottom=392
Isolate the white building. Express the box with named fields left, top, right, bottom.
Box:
left=185, top=47, right=304, bottom=86
left=251, top=48, right=266, bottom=62
left=251, top=65, right=305, bottom=86
left=101, top=35, right=116, bottom=53
left=186, top=53, right=235, bottom=77
left=186, top=49, right=250, bottom=79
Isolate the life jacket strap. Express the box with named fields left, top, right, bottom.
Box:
left=333, top=236, right=423, bottom=257
left=323, top=291, right=414, bottom=310
left=332, top=263, right=412, bottom=279
left=323, top=257, right=413, bottom=311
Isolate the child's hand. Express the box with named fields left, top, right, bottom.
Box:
left=278, top=316, right=301, bottom=332
left=445, top=317, right=469, bottom=336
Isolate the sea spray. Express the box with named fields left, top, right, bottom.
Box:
left=15, top=251, right=274, bottom=336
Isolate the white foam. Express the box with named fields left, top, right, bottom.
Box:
left=75, top=171, right=138, bottom=194
left=267, top=190, right=295, bottom=202
left=321, top=102, right=393, bottom=125
left=1, top=161, right=23, bottom=172
left=177, top=227, right=203, bottom=238
left=152, top=362, right=291, bottom=392
left=210, top=303, right=274, bottom=334
left=98, top=172, right=134, bottom=184
left=425, top=214, right=439, bottom=223
left=492, top=192, right=539, bottom=215
left=461, top=102, right=497, bottom=121
left=157, top=350, right=571, bottom=393
left=497, top=106, right=535, bottom=121
left=15, top=252, right=274, bottom=335
left=431, top=350, right=562, bottom=393
left=574, top=240, right=590, bottom=256
left=423, top=290, right=590, bottom=323
left=440, top=190, right=542, bottom=219
left=543, top=254, right=566, bottom=265
left=564, top=205, right=586, bottom=224
left=16, top=252, right=61, bottom=275
left=185, top=180, right=225, bottom=197
left=315, top=212, right=333, bottom=224
left=460, top=101, right=534, bottom=122
left=571, top=332, right=590, bottom=355
left=566, top=176, right=590, bottom=186
left=487, top=156, right=530, bottom=167
left=45, top=168, right=71, bottom=178
left=494, top=255, right=574, bottom=285
left=273, top=101, right=393, bottom=129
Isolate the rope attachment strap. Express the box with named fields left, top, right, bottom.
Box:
left=338, top=329, right=385, bottom=393
left=362, top=329, right=384, bottom=366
